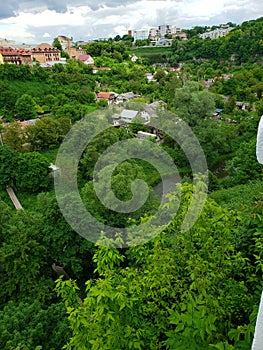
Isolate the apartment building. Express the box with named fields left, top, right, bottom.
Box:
left=200, top=27, right=233, bottom=39
left=57, top=35, right=87, bottom=59
left=149, top=24, right=187, bottom=42
left=57, top=35, right=72, bottom=50
left=31, top=43, right=60, bottom=64
left=149, top=28, right=159, bottom=41
left=158, top=24, right=172, bottom=37
left=133, top=29, right=149, bottom=42
left=0, top=46, right=32, bottom=65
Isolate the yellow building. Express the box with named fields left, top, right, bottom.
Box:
left=0, top=53, right=4, bottom=64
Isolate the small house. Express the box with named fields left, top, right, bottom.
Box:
left=137, top=131, right=158, bottom=141
left=78, top=54, right=94, bottom=65
left=116, top=92, right=135, bottom=104
left=130, top=54, right=138, bottom=62
left=120, top=109, right=150, bottom=124
left=97, top=92, right=118, bottom=104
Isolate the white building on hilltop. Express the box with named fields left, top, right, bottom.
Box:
left=133, top=29, right=149, bottom=42
left=200, top=27, right=233, bottom=39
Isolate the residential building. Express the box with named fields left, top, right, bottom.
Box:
left=97, top=92, right=117, bottom=104
left=137, top=131, right=158, bottom=141
left=49, top=163, right=60, bottom=177
left=68, top=47, right=86, bottom=59
left=158, top=24, right=172, bottom=37
left=57, top=35, right=86, bottom=59
left=172, top=31, right=187, bottom=40
left=130, top=54, right=138, bottom=62
left=57, top=35, right=72, bottom=50
left=78, top=54, right=94, bottom=65
left=0, top=46, right=32, bottom=65
left=200, top=26, right=233, bottom=39
left=115, top=92, right=135, bottom=104
left=31, top=43, right=60, bottom=64
left=120, top=109, right=150, bottom=124
left=149, top=25, right=187, bottom=43
left=133, top=29, right=149, bottom=42
left=199, top=78, right=215, bottom=89
left=171, top=27, right=181, bottom=36
left=120, top=109, right=140, bottom=124
left=149, top=27, right=159, bottom=41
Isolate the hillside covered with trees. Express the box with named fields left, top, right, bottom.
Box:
left=0, top=16, right=263, bottom=350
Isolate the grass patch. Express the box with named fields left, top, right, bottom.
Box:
left=131, top=46, right=172, bottom=56
left=129, top=46, right=172, bottom=64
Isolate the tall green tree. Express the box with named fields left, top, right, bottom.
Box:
left=15, top=94, right=37, bottom=120
left=0, top=145, right=18, bottom=189
left=2, top=122, right=25, bottom=151
left=0, top=211, right=53, bottom=305
left=81, top=160, right=159, bottom=227
left=0, top=301, right=70, bottom=350
left=172, top=81, right=215, bottom=126
left=16, top=152, right=50, bottom=192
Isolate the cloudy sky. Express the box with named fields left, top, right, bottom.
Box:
left=0, top=0, right=262, bottom=44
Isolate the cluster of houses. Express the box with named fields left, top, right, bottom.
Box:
left=112, top=109, right=150, bottom=126
left=0, top=42, right=93, bottom=67
left=199, top=74, right=256, bottom=112
left=96, top=91, right=141, bottom=105
left=0, top=35, right=97, bottom=67
left=199, top=26, right=234, bottom=39
left=199, top=73, right=234, bottom=89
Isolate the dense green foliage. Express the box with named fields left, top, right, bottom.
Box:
left=0, top=16, right=263, bottom=350
left=56, top=183, right=263, bottom=349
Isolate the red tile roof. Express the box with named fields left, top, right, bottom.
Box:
left=97, top=92, right=115, bottom=99
left=78, top=54, right=92, bottom=61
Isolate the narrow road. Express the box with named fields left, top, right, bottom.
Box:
left=6, top=186, right=23, bottom=210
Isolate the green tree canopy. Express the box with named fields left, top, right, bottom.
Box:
left=2, top=122, right=25, bottom=151
left=16, top=152, right=50, bottom=192
left=56, top=182, right=258, bottom=349
left=15, top=94, right=37, bottom=120
left=0, top=300, right=69, bottom=350
left=0, top=145, right=18, bottom=189
left=172, top=81, right=216, bottom=126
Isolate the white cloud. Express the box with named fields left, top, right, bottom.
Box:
left=0, top=0, right=262, bottom=44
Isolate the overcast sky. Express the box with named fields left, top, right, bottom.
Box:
left=0, top=0, right=262, bottom=44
